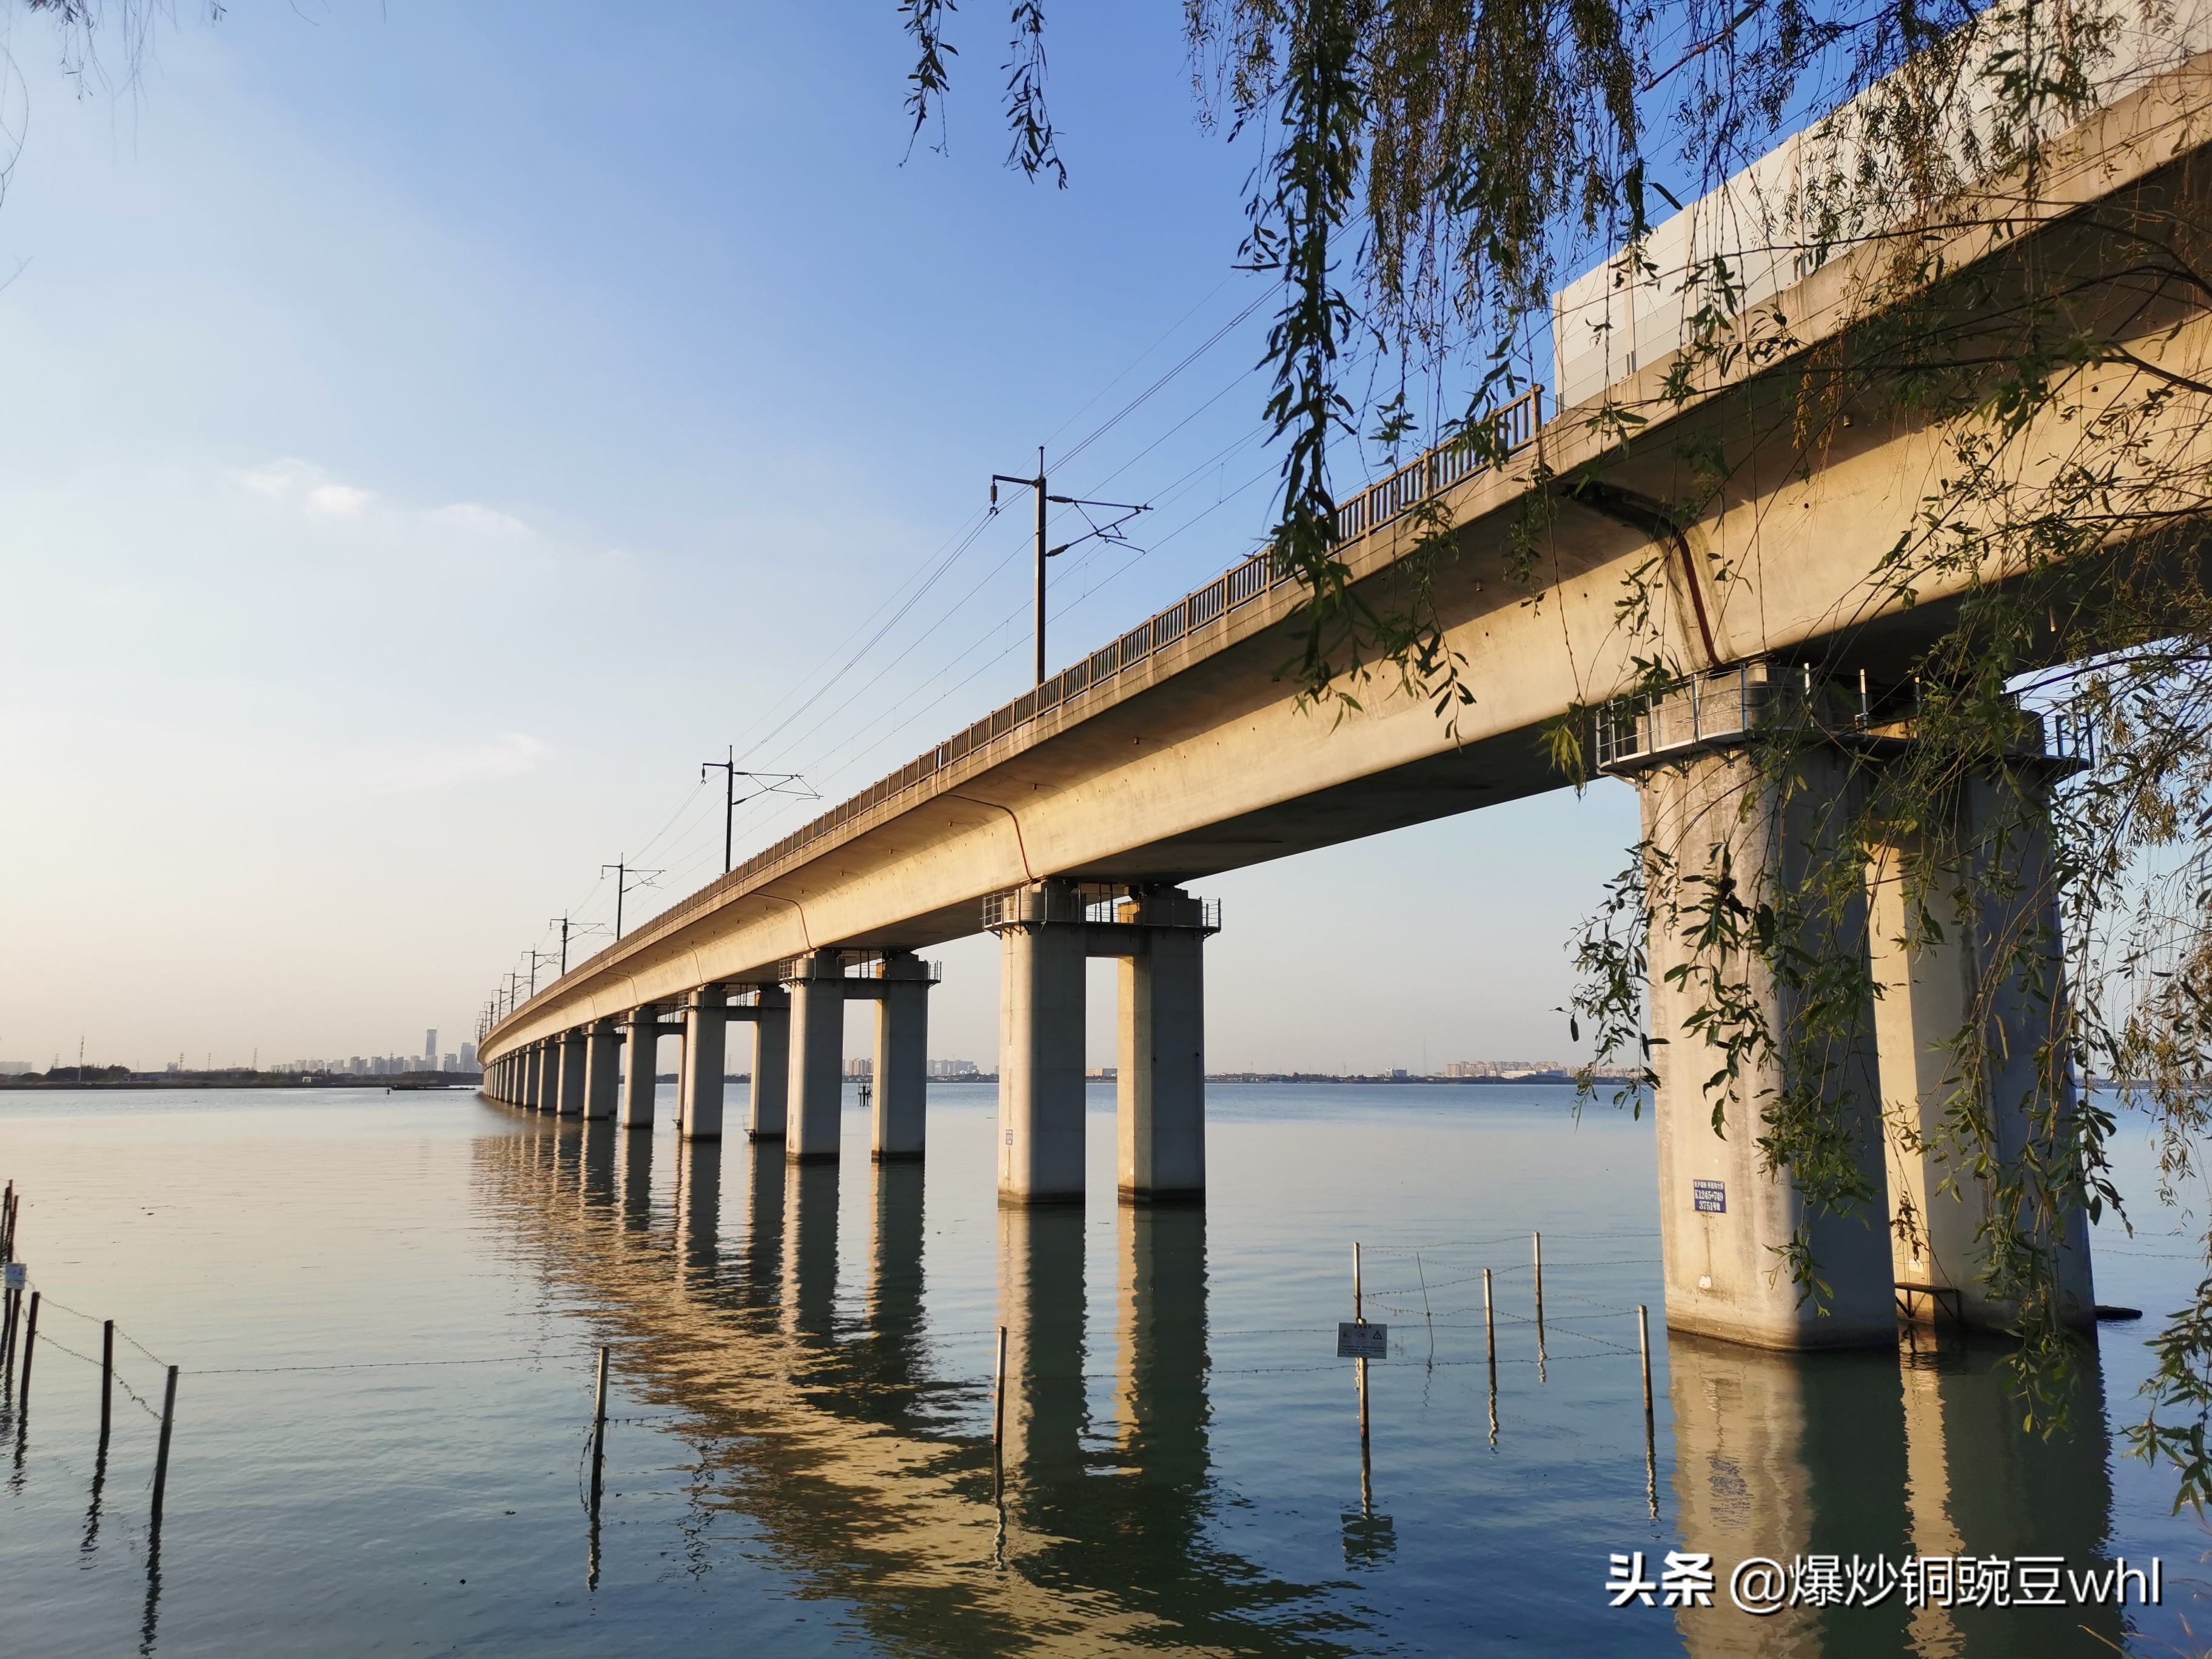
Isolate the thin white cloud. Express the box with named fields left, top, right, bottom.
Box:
left=432, top=501, right=528, bottom=538
left=233, top=458, right=315, bottom=497
left=233, top=458, right=374, bottom=516
left=232, top=462, right=529, bottom=539
left=363, top=732, right=551, bottom=795
left=307, top=483, right=372, bottom=516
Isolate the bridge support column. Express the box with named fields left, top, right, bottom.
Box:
left=786, top=954, right=846, bottom=1162
left=1638, top=746, right=1895, bottom=1349
left=993, top=884, right=1088, bottom=1205
left=1116, top=894, right=1208, bottom=1203
left=557, top=1029, right=586, bottom=1119
left=620, top=1006, right=660, bottom=1130
left=1868, top=768, right=2096, bottom=1330
left=530, top=1042, right=552, bottom=1114
left=748, top=987, right=791, bottom=1140
left=871, top=952, right=932, bottom=1161
left=680, top=988, right=728, bottom=1142
left=583, top=1019, right=620, bottom=1122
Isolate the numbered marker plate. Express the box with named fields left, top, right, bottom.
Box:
left=1337, top=1321, right=1387, bottom=1359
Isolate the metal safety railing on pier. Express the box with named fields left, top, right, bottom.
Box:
left=979, top=883, right=1224, bottom=932
left=1592, top=661, right=2099, bottom=774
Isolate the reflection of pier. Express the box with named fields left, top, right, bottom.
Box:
left=476, top=1119, right=1340, bottom=1656
left=1667, top=1332, right=2123, bottom=1656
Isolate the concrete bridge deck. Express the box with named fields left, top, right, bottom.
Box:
left=486, top=49, right=2212, bottom=1053
left=481, top=44, right=2212, bottom=1351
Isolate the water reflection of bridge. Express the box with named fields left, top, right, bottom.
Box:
left=472, top=1118, right=1339, bottom=1657
left=1669, top=1332, right=2127, bottom=1656
left=480, top=1118, right=2137, bottom=1656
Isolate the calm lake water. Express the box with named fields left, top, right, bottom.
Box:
left=0, top=1082, right=2205, bottom=1655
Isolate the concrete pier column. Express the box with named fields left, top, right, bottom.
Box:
left=785, top=954, right=846, bottom=1163
left=583, top=1019, right=620, bottom=1121
left=1640, top=746, right=1895, bottom=1348
left=871, top=952, right=931, bottom=1161
left=620, top=1006, right=660, bottom=1130
left=994, top=884, right=1088, bottom=1204
left=1868, top=768, right=2097, bottom=1329
left=557, top=1028, right=587, bottom=1119
left=1116, top=903, right=1207, bottom=1202
left=531, top=1042, right=554, bottom=1114
left=748, top=987, right=791, bottom=1141
left=679, top=987, right=728, bottom=1142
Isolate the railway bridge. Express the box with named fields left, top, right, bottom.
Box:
left=480, top=44, right=2212, bottom=1352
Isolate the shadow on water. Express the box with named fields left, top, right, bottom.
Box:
left=474, top=1121, right=1352, bottom=1657
left=1669, top=1329, right=2126, bottom=1657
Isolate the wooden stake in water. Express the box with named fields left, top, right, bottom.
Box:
left=1483, top=1267, right=1496, bottom=1367
left=1483, top=1266, right=1498, bottom=1447
left=100, top=1320, right=114, bottom=1446
left=15, top=1290, right=37, bottom=1409
left=589, top=1346, right=609, bottom=1513
left=1532, top=1231, right=1547, bottom=1381
left=991, top=1325, right=1008, bottom=1452
left=1352, top=1240, right=1372, bottom=1495
left=1638, top=1304, right=1658, bottom=1519
left=1638, top=1304, right=1654, bottom=1420
left=150, top=1366, right=179, bottom=1532
left=1415, top=1252, right=1434, bottom=1365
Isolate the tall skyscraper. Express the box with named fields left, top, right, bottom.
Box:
left=424, top=1029, right=437, bottom=1066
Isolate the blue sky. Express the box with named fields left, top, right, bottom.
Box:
left=0, top=2, right=1639, bottom=1073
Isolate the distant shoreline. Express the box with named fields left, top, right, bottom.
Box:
left=0, top=1071, right=1638, bottom=1093
left=0, top=1073, right=484, bottom=1090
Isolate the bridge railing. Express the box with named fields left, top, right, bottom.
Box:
left=542, top=387, right=1544, bottom=993
left=1593, top=660, right=2096, bottom=773
left=979, top=883, right=1225, bottom=931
